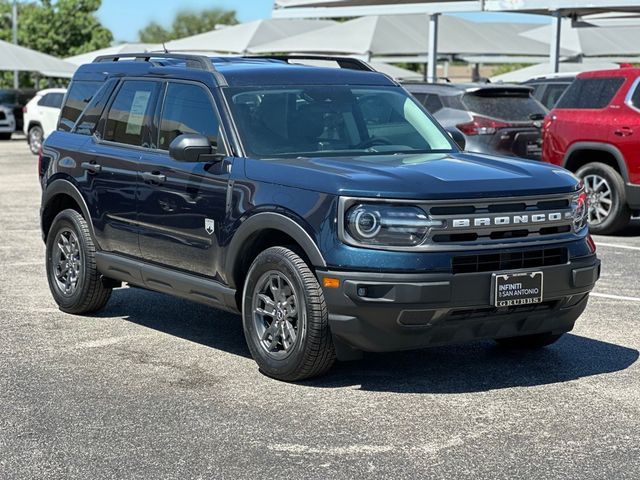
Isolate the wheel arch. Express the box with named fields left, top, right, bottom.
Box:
left=563, top=142, right=629, bottom=182
left=225, top=212, right=326, bottom=293
left=41, top=179, right=96, bottom=244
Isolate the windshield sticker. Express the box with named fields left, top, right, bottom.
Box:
left=126, top=90, right=151, bottom=135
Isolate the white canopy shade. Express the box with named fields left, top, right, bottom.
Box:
left=250, top=15, right=570, bottom=58
left=164, top=18, right=336, bottom=54
left=521, top=20, right=640, bottom=57
left=490, top=61, right=621, bottom=83
left=65, top=43, right=162, bottom=66
left=370, top=61, right=422, bottom=80
left=0, top=39, right=76, bottom=77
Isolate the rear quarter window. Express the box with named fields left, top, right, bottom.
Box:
left=461, top=91, right=546, bottom=122
left=58, top=81, right=102, bottom=132
left=555, top=77, right=625, bottom=109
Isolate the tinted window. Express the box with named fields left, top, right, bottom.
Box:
left=74, top=79, right=118, bottom=136
left=104, top=80, right=159, bottom=147
left=38, top=93, right=64, bottom=108
left=0, top=91, right=18, bottom=105
left=408, top=92, right=443, bottom=113
left=630, top=79, right=640, bottom=109
left=540, top=83, right=570, bottom=109
left=462, top=91, right=547, bottom=121
left=556, top=77, right=624, bottom=109
left=59, top=81, right=101, bottom=131
left=226, top=85, right=453, bottom=158
left=159, top=83, right=220, bottom=150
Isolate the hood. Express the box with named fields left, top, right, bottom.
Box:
left=244, top=152, right=579, bottom=200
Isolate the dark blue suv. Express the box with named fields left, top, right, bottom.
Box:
left=40, top=54, right=600, bottom=381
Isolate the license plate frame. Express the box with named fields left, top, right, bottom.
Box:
left=492, top=271, right=543, bottom=307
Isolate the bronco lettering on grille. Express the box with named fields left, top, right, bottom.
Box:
left=451, top=212, right=568, bottom=228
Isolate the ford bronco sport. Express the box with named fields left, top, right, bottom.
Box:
left=40, top=54, right=600, bottom=381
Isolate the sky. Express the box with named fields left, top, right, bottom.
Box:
left=96, top=0, right=549, bottom=43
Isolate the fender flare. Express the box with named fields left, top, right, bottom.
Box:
left=563, top=142, right=629, bottom=182
left=225, top=212, right=327, bottom=288
left=41, top=178, right=98, bottom=244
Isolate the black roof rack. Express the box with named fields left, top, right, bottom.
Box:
left=248, top=55, right=376, bottom=73
left=92, top=53, right=227, bottom=85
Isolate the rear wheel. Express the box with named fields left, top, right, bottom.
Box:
left=242, top=247, right=335, bottom=381
left=576, top=162, right=631, bottom=235
left=46, top=209, right=112, bottom=314
left=495, top=332, right=563, bottom=349
left=28, top=125, right=43, bottom=154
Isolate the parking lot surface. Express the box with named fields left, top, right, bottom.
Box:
left=1, top=137, right=639, bottom=479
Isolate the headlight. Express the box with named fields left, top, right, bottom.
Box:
left=570, top=188, right=589, bottom=233
left=344, top=203, right=443, bottom=247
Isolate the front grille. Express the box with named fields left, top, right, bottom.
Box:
left=423, top=193, right=575, bottom=247
left=451, top=247, right=568, bottom=274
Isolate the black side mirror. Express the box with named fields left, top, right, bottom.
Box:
left=445, top=127, right=466, bottom=150
left=169, top=134, right=219, bottom=162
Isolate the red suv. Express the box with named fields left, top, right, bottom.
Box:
left=542, top=68, right=640, bottom=234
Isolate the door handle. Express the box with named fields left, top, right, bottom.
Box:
left=81, top=162, right=102, bottom=174
left=141, top=171, right=166, bottom=184
left=614, top=127, right=633, bottom=137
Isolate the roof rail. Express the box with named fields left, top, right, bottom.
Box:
left=249, top=55, right=376, bottom=72
left=92, top=52, right=228, bottom=86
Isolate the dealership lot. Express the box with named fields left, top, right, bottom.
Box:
left=0, top=138, right=638, bottom=479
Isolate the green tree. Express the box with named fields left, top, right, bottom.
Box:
left=138, top=8, right=238, bottom=43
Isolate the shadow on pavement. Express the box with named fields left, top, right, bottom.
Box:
left=100, top=287, right=638, bottom=393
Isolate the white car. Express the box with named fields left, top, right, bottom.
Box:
left=23, top=88, right=66, bottom=154
left=0, top=104, right=16, bottom=140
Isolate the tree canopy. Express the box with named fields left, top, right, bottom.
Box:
left=138, top=8, right=238, bottom=43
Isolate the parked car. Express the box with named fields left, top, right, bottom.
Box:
left=403, top=82, right=547, bottom=160
left=0, top=88, right=37, bottom=134
left=522, top=74, right=575, bottom=109
left=39, top=54, right=599, bottom=381
left=23, top=88, right=66, bottom=154
left=0, top=103, right=16, bottom=140
left=542, top=67, right=640, bottom=234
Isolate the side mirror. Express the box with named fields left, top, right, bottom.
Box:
left=169, top=133, right=218, bottom=162
left=445, top=127, right=466, bottom=150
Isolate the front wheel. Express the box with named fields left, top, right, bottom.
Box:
left=576, top=162, right=631, bottom=235
left=495, top=332, right=563, bottom=349
left=242, top=247, right=335, bottom=381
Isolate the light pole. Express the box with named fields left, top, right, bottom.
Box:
left=12, top=0, right=18, bottom=89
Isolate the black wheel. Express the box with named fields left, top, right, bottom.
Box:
left=576, top=162, right=631, bottom=235
left=242, top=246, right=335, bottom=381
left=0, top=132, right=11, bottom=140
left=28, top=125, right=43, bottom=154
left=495, top=332, right=563, bottom=349
left=46, top=209, right=112, bottom=314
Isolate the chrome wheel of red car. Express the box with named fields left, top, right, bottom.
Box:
left=584, top=173, right=613, bottom=225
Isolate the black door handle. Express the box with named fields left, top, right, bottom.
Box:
left=141, top=171, right=166, bottom=184
left=81, top=162, right=102, bottom=174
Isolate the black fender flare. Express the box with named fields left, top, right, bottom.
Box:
left=41, top=178, right=97, bottom=245
left=225, top=212, right=327, bottom=289
left=563, top=142, right=629, bottom=182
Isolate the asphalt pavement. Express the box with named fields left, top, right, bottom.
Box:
left=1, top=137, right=639, bottom=479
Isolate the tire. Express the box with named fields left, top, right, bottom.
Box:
left=576, top=162, right=631, bottom=235
left=242, top=246, right=335, bottom=381
left=0, top=132, right=11, bottom=140
left=28, top=125, right=43, bottom=154
left=45, top=209, right=112, bottom=314
left=495, top=332, right=563, bottom=349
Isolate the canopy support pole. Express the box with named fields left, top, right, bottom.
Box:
left=550, top=10, right=562, bottom=73
left=12, top=0, right=18, bottom=89
left=427, top=13, right=439, bottom=83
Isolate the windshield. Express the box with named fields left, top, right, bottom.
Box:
left=225, top=85, right=454, bottom=158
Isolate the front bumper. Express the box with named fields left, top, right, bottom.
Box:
left=318, top=254, right=600, bottom=355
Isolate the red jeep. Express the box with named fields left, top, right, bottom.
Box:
left=542, top=68, right=640, bottom=234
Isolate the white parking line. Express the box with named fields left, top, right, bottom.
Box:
left=591, top=292, right=640, bottom=303
left=595, top=242, right=640, bottom=251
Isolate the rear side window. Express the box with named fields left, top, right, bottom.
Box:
left=38, top=93, right=64, bottom=109
left=408, top=92, right=444, bottom=114
left=104, top=80, right=160, bottom=147
left=158, top=82, right=220, bottom=150
left=540, top=83, right=570, bottom=109
left=59, top=81, right=101, bottom=131
left=462, top=91, right=546, bottom=121
left=630, top=79, right=640, bottom=109
left=556, top=77, right=624, bottom=109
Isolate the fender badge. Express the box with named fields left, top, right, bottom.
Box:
left=205, top=219, right=215, bottom=235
